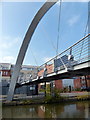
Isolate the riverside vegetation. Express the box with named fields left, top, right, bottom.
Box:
left=2, top=88, right=90, bottom=106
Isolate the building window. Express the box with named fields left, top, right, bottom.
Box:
left=6, top=72, right=8, bottom=75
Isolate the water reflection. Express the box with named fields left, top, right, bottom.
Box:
left=2, top=101, right=90, bottom=118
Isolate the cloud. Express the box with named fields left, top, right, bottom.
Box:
left=0, top=36, right=22, bottom=49
left=0, top=56, right=16, bottom=64
left=0, top=35, right=22, bottom=64
left=68, top=15, right=80, bottom=26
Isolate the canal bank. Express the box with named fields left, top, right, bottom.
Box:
left=2, top=92, right=90, bottom=106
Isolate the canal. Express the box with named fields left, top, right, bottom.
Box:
left=2, top=101, right=90, bottom=118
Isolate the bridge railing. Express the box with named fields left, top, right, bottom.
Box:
left=37, top=34, right=90, bottom=78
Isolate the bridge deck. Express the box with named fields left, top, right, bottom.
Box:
left=17, top=60, right=90, bottom=87
left=17, top=33, right=90, bottom=87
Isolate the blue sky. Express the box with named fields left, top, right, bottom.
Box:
left=0, top=1, right=88, bottom=66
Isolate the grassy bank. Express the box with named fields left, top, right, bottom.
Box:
left=2, top=92, right=90, bottom=106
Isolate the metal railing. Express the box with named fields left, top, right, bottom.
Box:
left=20, top=34, right=90, bottom=84
left=37, top=34, right=90, bottom=77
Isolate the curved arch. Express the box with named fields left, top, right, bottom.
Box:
left=7, top=0, right=58, bottom=101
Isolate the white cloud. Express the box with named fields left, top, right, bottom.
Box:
left=0, top=35, right=22, bottom=64
left=0, top=36, right=22, bottom=49
left=0, top=56, right=16, bottom=64
left=68, top=15, right=80, bottom=26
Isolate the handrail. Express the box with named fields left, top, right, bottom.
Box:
left=39, top=33, right=90, bottom=68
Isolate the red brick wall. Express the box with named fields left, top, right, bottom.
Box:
left=38, top=64, right=53, bottom=77
left=74, top=75, right=90, bottom=89
left=55, top=80, right=63, bottom=89
left=38, top=69, right=44, bottom=77
left=74, top=77, right=81, bottom=88
left=87, top=76, right=90, bottom=87
left=38, top=64, right=63, bottom=90
left=0, top=70, right=11, bottom=77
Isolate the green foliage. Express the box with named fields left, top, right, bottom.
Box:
left=63, top=87, right=68, bottom=92
left=75, top=95, right=90, bottom=100
left=52, top=88, right=60, bottom=98
left=39, top=89, right=45, bottom=92
left=21, top=99, right=33, bottom=104
left=44, top=94, right=63, bottom=103
left=44, top=95, right=52, bottom=103
left=44, top=88, right=64, bottom=103
left=75, top=88, right=81, bottom=91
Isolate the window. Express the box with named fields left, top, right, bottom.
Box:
left=6, top=72, right=8, bottom=75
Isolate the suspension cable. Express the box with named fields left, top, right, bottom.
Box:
left=56, top=0, right=62, bottom=56
left=42, top=27, right=56, bottom=51
left=56, top=0, right=67, bottom=69
left=79, top=11, right=90, bottom=62
left=84, top=11, right=90, bottom=37
left=30, top=47, right=38, bottom=66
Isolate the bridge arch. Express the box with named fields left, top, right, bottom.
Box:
left=7, top=0, right=58, bottom=101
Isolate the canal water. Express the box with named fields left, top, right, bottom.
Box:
left=2, top=101, right=90, bottom=118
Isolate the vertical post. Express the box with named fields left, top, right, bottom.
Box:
left=50, top=81, right=53, bottom=96
left=85, top=75, right=88, bottom=89
left=35, top=84, right=38, bottom=95
left=88, top=1, right=90, bottom=63
left=50, top=82, right=52, bottom=96
left=67, top=47, right=73, bottom=71
left=44, top=82, right=46, bottom=97
left=43, top=64, right=47, bottom=78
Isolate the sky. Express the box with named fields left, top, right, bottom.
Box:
left=0, top=1, right=89, bottom=67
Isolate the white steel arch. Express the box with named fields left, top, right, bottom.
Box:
left=7, top=0, right=58, bottom=101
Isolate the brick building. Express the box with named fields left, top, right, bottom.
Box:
left=38, top=63, right=90, bottom=91
left=74, top=77, right=81, bottom=89
left=74, top=75, right=90, bottom=90
left=0, top=63, right=12, bottom=82
left=55, top=80, right=63, bottom=89
left=1, top=70, right=11, bottom=77
left=38, top=64, right=63, bottom=90
left=0, top=63, right=38, bottom=95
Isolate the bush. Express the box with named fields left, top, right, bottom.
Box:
left=52, top=88, right=60, bottom=98
left=44, top=88, right=64, bottom=103
left=75, top=88, right=81, bottom=91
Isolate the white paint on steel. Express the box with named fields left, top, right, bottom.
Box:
left=7, top=0, right=58, bottom=101
left=38, top=61, right=90, bottom=80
